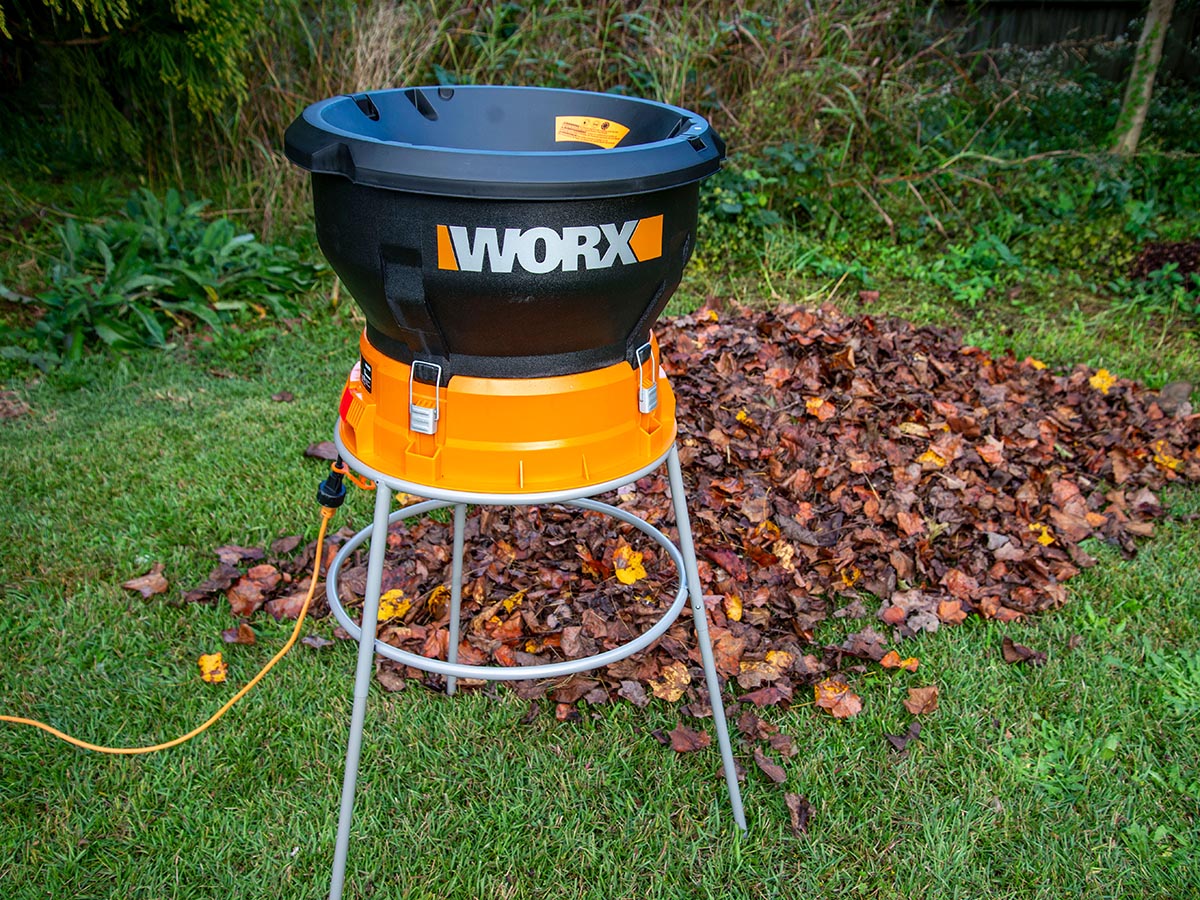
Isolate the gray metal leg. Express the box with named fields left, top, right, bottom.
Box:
left=666, top=444, right=748, bottom=831
left=329, top=484, right=393, bottom=900
left=445, top=503, right=467, bottom=695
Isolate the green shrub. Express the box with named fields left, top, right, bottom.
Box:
left=0, top=189, right=323, bottom=369
left=0, top=0, right=269, bottom=159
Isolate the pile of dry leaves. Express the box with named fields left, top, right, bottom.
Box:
left=172, top=304, right=1198, bottom=758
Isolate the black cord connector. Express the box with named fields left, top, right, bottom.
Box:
left=317, top=457, right=347, bottom=508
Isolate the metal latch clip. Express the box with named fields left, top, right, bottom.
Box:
left=409, top=361, right=443, bottom=435
left=635, top=342, right=658, bottom=414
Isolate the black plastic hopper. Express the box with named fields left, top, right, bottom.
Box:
left=285, top=85, right=724, bottom=378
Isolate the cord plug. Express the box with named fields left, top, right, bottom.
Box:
left=317, top=459, right=347, bottom=508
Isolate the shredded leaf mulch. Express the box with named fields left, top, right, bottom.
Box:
left=183, top=304, right=1199, bottom=718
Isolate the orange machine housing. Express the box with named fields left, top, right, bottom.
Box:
left=338, top=332, right=676, bottom=494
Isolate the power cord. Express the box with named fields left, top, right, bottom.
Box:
left=0, top=461, right=356, bottom=755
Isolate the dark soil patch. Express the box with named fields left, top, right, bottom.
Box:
left=1131, top=239, right=1200, bottom=281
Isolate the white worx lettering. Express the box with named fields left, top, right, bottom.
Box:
left=447, top=220, right=642, bottom=273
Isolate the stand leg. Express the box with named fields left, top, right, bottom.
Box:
left=329, top=484, right=393, bottom=900
left=666, top=445, right=748, bottom=832
left=446, top=503, right=467, bottom=695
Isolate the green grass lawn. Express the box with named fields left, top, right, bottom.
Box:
left=2, top=294, right=1198, bottom=899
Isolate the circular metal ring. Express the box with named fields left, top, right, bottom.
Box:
left=326, top=498, right=689, bottom=681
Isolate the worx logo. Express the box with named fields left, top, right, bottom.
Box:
left=436, top=215, right=662, bottom=274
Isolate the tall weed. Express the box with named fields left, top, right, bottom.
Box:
left=216, top=0, right=943, bottom=235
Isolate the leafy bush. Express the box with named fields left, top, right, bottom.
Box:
left=0, top=189, right=323, bottom=369
left=0, top=0, right=268, bottom=159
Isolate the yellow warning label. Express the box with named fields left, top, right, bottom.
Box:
left=554, top=115, right=630, bottom=149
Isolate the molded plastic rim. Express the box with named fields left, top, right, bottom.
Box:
left=285, top=85, right=724, bottom=200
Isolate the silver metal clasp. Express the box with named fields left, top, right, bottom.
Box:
left=635, top=342, right=658, bottom=414
left=409, top=361, right=442, bottom=435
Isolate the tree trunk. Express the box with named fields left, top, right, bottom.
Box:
left=1112, top=0, right=1176, bottom=156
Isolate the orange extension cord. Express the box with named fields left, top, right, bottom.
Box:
left=0, top=506, right=334, bottom=755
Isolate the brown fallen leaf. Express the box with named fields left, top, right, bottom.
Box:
left=753, top=746, right=787, bottom=783
left=221, top=622, right=256, bottom=645
left=937, top=598, right=968, bottom=625
left=519, top=700, right=541, bottom=725
left=617, top=680, right=650, bottom=708
left=737, top=710, right=777, bottom=740
left=271, top=391, right=295, bottom=403
left=374, top=662, right=406, bottom=692
left=265, top=581, right=317, bottom=621
left=885, top=720, right=921, bottom=752
left=738, top=650, right=793, bottom=689
left=246, top=563, right=281, bottom=592
left=553, top=676, right=600, bottom=704
left=188, top=564, right=241, bottom=601
left=305, top=441, right=338, bottom=461
left=122, top=563, right=168, bottom=599
left=702, top=547, right=748, bottom=582
left=813, top=677, right=863, bottom=719
left=271, top=535, right=303, bottom=555
left=1001, top=636, right=1047, bottom=666
left=301, top=634, right=334, bottom=650
left=668, top=722, right=712, bottom=753
left=766, top=737, right=796, bottom=761
left=0, top=390, right=31, bottom=419
left=227, top=578, right=266, bottom=617
left=785, top=793, right=813, bottom=836
left=740, top=684, right=793, bottom=707
left=903, top=685, right=939, bottom=715
left=214, top=544, right=264, bottom=566
left=555, top=702, right=582, bottom=723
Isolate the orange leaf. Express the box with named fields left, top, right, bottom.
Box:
left=199, top=652, right=227, bottom=684
left=805, top=397, right=836, bottom=421
left=723, top=594, right=743, bottom=622
left=880, top=650, right=919, bottom=672
left=226, top=578, right=265, bottom=617
left=813, top=677, right=862, bottom=719
left=937, top=598, right=968, bottom=625
left=428, top=585, right=453, bottom=618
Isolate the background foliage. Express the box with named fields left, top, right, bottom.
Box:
left=0, top=0, right=262, bottom=159
left=1, top=1, right=1198, bottom=367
